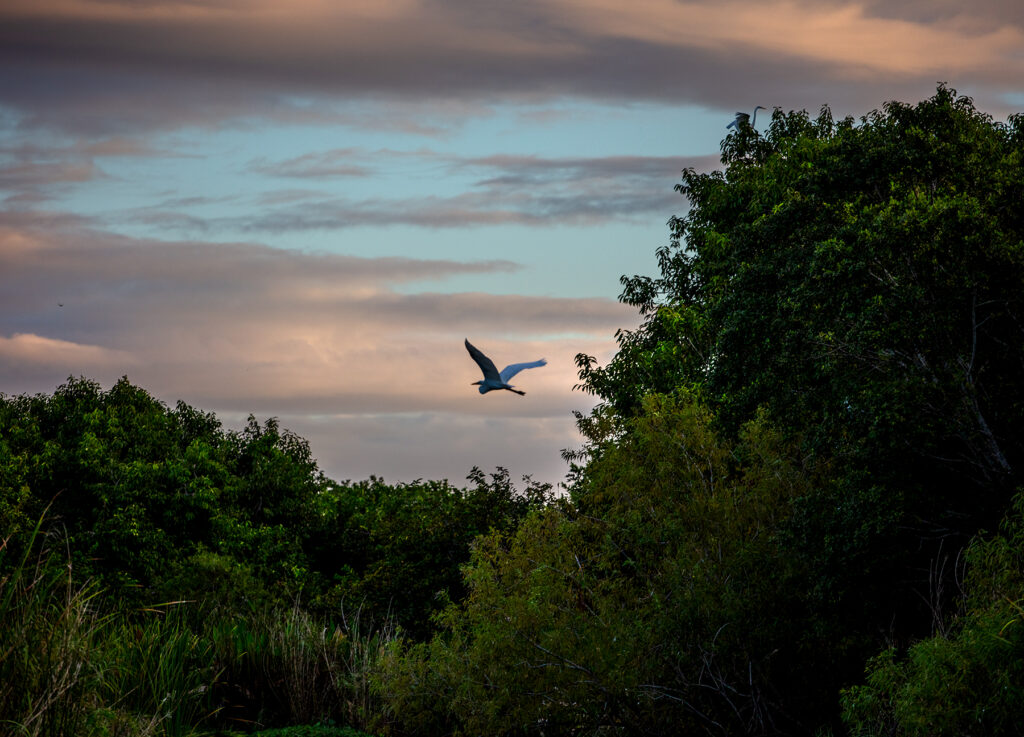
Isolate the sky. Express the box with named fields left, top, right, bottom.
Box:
left=2, top=1, right=1024, bottom=489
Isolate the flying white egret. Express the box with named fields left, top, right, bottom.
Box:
left=465, top=339, right=546, bottom=396
left=727, top=105, right=767, bottom=130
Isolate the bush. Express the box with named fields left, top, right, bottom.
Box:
left=842, top=492, right=1024, bottom=736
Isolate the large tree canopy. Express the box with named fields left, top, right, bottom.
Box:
left=581, top=86, right=1024, bottom=492
left=575, top=85, right=1024, bottom=608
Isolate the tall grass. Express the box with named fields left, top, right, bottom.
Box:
left=0, top=514, right=398, bottom=736
left=0, top=516, right=104, bottom=736
left=99, top=607, right=219, bottom=737
left=209, top=604, right=399, bottom=734
left=0, top=517, right=218, bottom=737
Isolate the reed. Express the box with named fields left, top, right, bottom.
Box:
left=208, top=604, right=399, bottom=733
left=0, top=516, right=105, bottom=737
left=0, top=514, right=393, bottom=736
left=99, top=606, right=218, bottom=737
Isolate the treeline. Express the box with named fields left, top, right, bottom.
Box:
left=0, top=376, right=548, bottom=634
left=3, top=86, right=1024, bottom=736
left=0, top=376, right=551, bottom=734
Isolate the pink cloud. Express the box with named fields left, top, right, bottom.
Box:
left=0, top=332, right=134, bottom=367
left=0, top=214, right=637, bottom=484
left=553, top=0, right=1024, bottom=76
left=0, top=215, right=635, bottom=411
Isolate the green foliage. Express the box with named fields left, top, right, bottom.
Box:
left=0, top=376, right=549, bottom=635
left=305, top=467, right=551, bottom=637
left=0, top=376, right=327, bottom=609
left=842, top=491, right=1024, bottom=736
left=0, top=376, right=549, bottom=734
left=384, top=392, right=825, bottom=735
left=209, top=605, right=397, bottom=733
left=99, top=608, right=218, bottom=737
left=0, top=512, right=399, bottom=736
left=0, top=517, right=218, bottom=737
left=254, top=725, right=373, bottom=737
left=570, top=86, right=1024, bottom=725
left=0, top=515, right=104, bottom=737
left=580, top=84, right=1024, bottom=512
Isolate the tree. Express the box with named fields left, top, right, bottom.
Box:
left=0, top=377, right=330, bottom=609
left=304, top=468, right=552, bottom=638
left=384, top=392, right=828, bottom=735
left=574, top=86, right=1024, bottom=655
left=0, top=377, right=220, bottom=598
left=842, top=490, right=1024, bottom=736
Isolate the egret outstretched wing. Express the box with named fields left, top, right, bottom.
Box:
left=727, top=112, right=747, bottom=129
left=500, top=359, right=547, bottom=383
left=465, top=339, right=501, bottom=382
left=727, top=106, right=766, bottom=130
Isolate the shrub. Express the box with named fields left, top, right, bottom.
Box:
left=842, top=492, right=1024, bottom=736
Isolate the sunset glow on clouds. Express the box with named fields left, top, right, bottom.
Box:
left=2, top=0, right=1023, bottom=486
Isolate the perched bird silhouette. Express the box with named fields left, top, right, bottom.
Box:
left=465, top=339, right=546, bottom=396
left=727, top=105, right=767, bottom=130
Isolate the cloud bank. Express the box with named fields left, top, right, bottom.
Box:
left=2, top=0, right=1022, bottom=135
left=0, top=213, right=636, bottom=484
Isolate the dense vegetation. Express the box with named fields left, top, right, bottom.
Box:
left=3, top=87, right=1023, bottom=736
left=0, top=377, right=551, bottom=734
